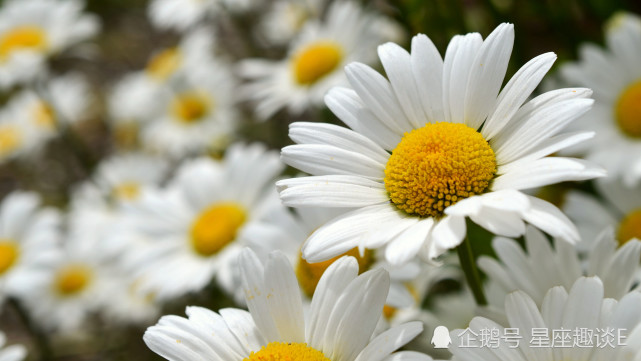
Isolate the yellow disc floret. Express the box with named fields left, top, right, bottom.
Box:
left=292, top=41, right=343, bottom=85
left=146, top=48, right=182, bottom=80
left=384, top=122, right=497, bottom=218
left=0, top=241, right=19, bottom=275
left=0, top=26, right=48, bottom=60
left=190, top=202, right=247, bottom=257
left=615, top=80, right=641, bottom=138
left=618, top=208, right=641, bottom=245
left=296, top=247, right=372, bottom=298
left=55, top=264, right=92, bottom=296
left=33, top=101, right=56, bottom=128
left=244, top=342, right=330, bottom=361
left=113, top=182, right=141, bottom=201
left=0, top=126, right=22, bottom=157
left=171, top=91, right=212, bottom=124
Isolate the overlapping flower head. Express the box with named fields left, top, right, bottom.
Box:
left=144, top=248, right=428, bottom=361
left=277, top=23, right=604, bottom=266
left=560, top=12, right=641, bottom=187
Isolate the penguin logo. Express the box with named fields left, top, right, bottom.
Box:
left=431, top=326, right=452, bottom=348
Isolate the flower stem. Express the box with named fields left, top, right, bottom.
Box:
left=456, top=235, right=487, bottom=306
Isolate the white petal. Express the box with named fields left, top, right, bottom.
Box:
left=464, top=23, right=514, bottom=130
left=354, top=322, right=424, bottom=361
left=443, top=32, right=483, bottom=124
left=521, top=195, right=580, bottom=243
left=281, top=144, right=384, bottom=178
left=263, top=252, right=305, bottom=342
left=482, top=52, right=557, bottom=139
left=385, top=218, right=434, bottom=266
left=411, top=34, right=444, bottom=123
left=505, top=291, right=553, bottom=361
left=289, top=122, right=390, bottom=164
left=430, top=215, right=466, bottom=255
left=492, top=157, right=606, bottom=191
left=277, top=175, right=388, bottom=208
left=239, top=248, right=279, bottom=342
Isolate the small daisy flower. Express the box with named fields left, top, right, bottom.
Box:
left=2, top=73, right=92, bottom=155
left=125, top=144, right=286, bottom=301
left=22, top=237, right=111, bottom=332
left=0, top=331, right=26, bottom=361
left=564, top=179, right=641, bottom=249
left=147, top=0, right=217, bottom=32
left=479, top=226, right=641, bottom=306
left=0, top=0, right=99, bottom=89
left=560, top=12, right=641, bottom=186
left=0, top=117, right=32, bottom=163
left=449, top=277, right=641, bottom=361
left=92, top=152, right=169, bottom=204
left=277, top=23, right=604, bottom=266
left=257, top=0, right=324, bottom=46
left=141, top=61, right=238, bottom=158
left=0, top=192, right=61, bottom=306
left=239, top=1, right=402, bottom=119
left=144, top=248, right=429, bottom=361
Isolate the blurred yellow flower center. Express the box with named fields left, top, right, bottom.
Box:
left=0, top=241, right=19, bottom=275
left=113, top=182, right=141, bottom=201
left=171, top=92, right=212, bottom=123
left=244, top=342, right=330, bottom=361
left=296, top=247, right=373, bottom=298
left=0, top=126, right=22, bottom=156
left=33, top=101, right=56, bottom=128
left=55, top=264, right=92, bottom=295
left=618, top=208, right=641, bottom=245
left=146, top=48, right=181, bottom=80
left=190, top=202, right=246, bottom=257
left=616, top=80, right=641, bottom=138
left=384, top=122, right=496, bottom=217
left=0, top=26, right=48, bottom=60
left=292, top=41, right=343, bottom=85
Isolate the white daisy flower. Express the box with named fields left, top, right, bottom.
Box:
left=0, top=331, right=26, bottom=361
left=277, top=23, right=605, bottom=266
left=559, top=12, right=641, bottom=186
left=22, top=236, right=112, bottom=332
left=148, top=0, right=217, bottom=32
left=0, top=0, right=99, bottom=89
left=564, top=179, right=641, bottom=249
left=239, top=1, right=402, bottom=120
left=1, top=73, right=92, bottom=157
left=124, top=144, right=286, bottom=301
left=479, top=226, right=641, bottom=307
left=92, top=152, right=169, bottom=204
left=0, top=117, right=33, bottom=163
left=141, top=61, right=238, bottom=158
left=0, top=192, right=61, bottom=306
left=144, top=248, right=429, bottom=361
left=257, top=0, right=324, bottom=46
left=449, top=277, right=641, bottom=361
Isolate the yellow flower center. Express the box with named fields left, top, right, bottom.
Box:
left=292, top=41, right=343, bottom=85
left=55, top=264, right=92, bottom=296
left=296, top=247, right=373, bottom=298
left=171, top=91, right=212, bottom=124
left=0, top=126, right=22, bottom=156
left=146, top=48, right=182, bottom=80
left=615, top=80, right=641, bottom=138
left=113, top=182, right=141, bottom=201
left=618, top=208, right=641, bottom=245
left=244, top=342, right=330, bottom=361
left=0, top=241, right=19, bottom=275
left=190, top=202, right=247, bottom=257
left=384, top=122, right=496, bottom=218
left=0, top=26, right=48, bottom=60
left=33, top=101, right=56, bottom=128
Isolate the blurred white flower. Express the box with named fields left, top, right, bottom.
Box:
left=0, top=331, right=26, bottom=361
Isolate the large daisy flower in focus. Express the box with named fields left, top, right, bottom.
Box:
left=277, top=23, right=604, bottom=266
left=124, top=144, right=287, bottom=301
left=560, top=13, right=641, bottom=186
left=239, top=1, right=402, bottom=120
left=0, top=0, right=99, bottom=89
left=144, top=248, right=428, bottom=361
left=449, top=277, right=641, bottom=361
